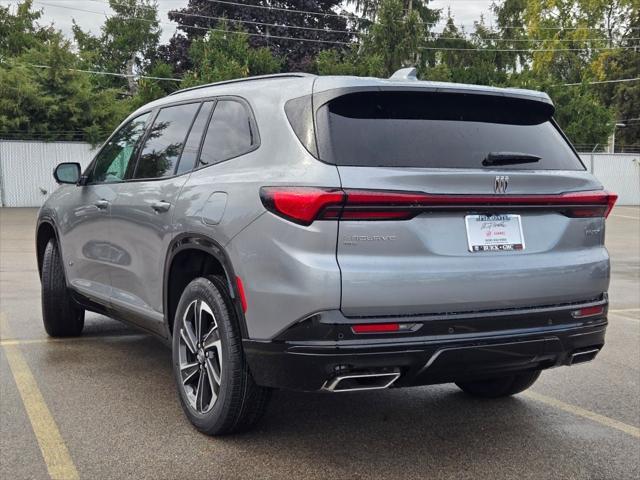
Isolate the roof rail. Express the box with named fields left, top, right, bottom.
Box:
left=169, top=73, right=315, bottom=96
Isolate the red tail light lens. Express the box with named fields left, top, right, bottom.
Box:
left=260, top=187, right=344, bottom=226
left=260, top=187, right=618, bottom=225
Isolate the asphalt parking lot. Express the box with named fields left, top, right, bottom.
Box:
left=1, top=207, right=638, bottom=480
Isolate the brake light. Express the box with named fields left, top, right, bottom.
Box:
left=259, top=187, right=344, bottom=226
left=260, top=187, right=618, bottom=225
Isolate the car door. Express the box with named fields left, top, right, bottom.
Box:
left=57, top=113, right=151, bottom=306
left=108, top=101, right=212, bottom=334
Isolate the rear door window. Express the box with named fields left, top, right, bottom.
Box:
left=315, top=91, right=584, bottom=170
left=199, top=100, right=256, bottom=166
left=133, top=102, right=200, bottom=179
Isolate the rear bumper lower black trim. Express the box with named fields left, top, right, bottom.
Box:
left=244, top=300, right=608, bottom=391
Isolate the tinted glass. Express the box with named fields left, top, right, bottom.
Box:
left=316, top=91, right=584, bottom=170
left=200, top=100, right=255, bottom=165
left=176, top=102, right=214, bottom=175
left=89, top=113, right=150, bottom=183
left=134, top=103, right=200, bottom=179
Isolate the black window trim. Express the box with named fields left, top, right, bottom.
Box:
left=83, top=94, right=260, bottom=186
left=193, top=96, right=261, bottom=171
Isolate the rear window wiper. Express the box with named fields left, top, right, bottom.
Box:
left=482, top=152, right=541, bottom=166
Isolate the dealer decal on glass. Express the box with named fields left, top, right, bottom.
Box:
left=465, top=214, right=525, bottom=252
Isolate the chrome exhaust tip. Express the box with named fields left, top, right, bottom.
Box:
left=322, top=370, right=401, bottom=392
left=569, top=348, right=600, bottom=365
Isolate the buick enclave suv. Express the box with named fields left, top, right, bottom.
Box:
left=37, top=69, right=616, bottom=435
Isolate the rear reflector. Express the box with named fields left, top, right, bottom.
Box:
left=260, top=187, right=618, bottom=225
left=352, top=323, right=400, bottom=334
left=236, top=276, right=248, bottom=313
left=572, top=306, right=605, bottom=318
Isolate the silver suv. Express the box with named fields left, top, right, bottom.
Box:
left=37, top=70, right=617, bottom=435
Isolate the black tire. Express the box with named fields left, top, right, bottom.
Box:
left=456, top=370, right=541, bottom=398
left=41, top=239, right=84, bottom=337
left=172, top=276, right=271, bottom=435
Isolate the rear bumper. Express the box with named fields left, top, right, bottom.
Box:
left=244, top=298, right=608, bottom=391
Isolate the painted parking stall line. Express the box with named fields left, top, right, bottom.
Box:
left=1, top=313, right=79, bottom=480
left=524, top=391, right=640, bottom=439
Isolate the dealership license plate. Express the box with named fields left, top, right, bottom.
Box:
left=465, top=214, right=525, bottom=252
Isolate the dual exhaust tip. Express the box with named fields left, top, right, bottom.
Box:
left=322, top=369, right=401, bottom=392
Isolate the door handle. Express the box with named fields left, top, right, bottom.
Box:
left=151, top=201, right=171, bottom=213
left=95, top=199, right=110, bottom=210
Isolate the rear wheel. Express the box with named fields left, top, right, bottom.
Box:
left=41, top=239, right=84, bottom=337
left=456, top=370, right=541, bottom=398
left=172, top=276, right=271, bottom=435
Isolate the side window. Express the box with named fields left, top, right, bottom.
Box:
left=176, top=101, right=214, bottom=175
left=133, top=102, right=200, bottom=179
left=89, top=113, right=150, bottom=183
left=199, top=100, right=256, bottom=166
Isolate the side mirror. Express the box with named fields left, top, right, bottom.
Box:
left=53, top=162, right=81, bottom=185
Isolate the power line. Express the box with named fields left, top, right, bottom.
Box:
left=4, top=60, right=183, bottom=82
left=189, top=0, right=640, bottom=31
left=35, top=1, right=639, bottom=52
left=561, top=77, right=640, bottom=86
left=79, top=0, right=640, bottom=43
left=7, top=60, right=640, bottom=90
left=34, top=1, right=352, bottom=45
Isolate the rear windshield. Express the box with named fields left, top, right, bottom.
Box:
left=315, top=91, right=584, bottom=170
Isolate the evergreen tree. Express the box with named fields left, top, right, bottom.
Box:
left=163, top=0, right=355, bottom=72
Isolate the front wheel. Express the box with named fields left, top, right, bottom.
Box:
left=172, top=276, right=271, bottom=435
left=456, top=370, right=541, bottom=398
left=41, top=239, right=84, bottom=337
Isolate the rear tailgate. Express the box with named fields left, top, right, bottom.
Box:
left=314, top=89, right=613, bottom=317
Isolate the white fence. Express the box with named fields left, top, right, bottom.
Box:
left=0, top=141, right=638, bottom=207
left=0, top=141, right=97, bottom=207
left=579, top=153, right=640, bottom=206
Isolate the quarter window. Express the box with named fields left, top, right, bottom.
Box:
left=88, top=113, right=150, bottom=183
left=133, top=103, right=200, bottom=179
left=199, top=100, right=255, bottom=165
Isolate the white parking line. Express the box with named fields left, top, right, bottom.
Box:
left=524, top=391, right=640, bottom=439
left=610, top=214, right=640, bottom=220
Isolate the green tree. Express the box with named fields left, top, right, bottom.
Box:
left=549, top=84, right=614, bottom=147
left=181, top=23, right=281, bottom=88
left=0, top=33, right=130, bottom=143
left=0, top=0, right=55, bottom=58
left=317, top=0, right=426, bottom=77
left=73, top=0, right=161, bottom=95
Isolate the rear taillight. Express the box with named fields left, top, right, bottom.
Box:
left=260, top=187, right=618, bottom=225
left=259, top=187, right=344, bottom=226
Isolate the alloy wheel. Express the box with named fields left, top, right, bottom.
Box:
left=178, top=299, right=223, bottom=414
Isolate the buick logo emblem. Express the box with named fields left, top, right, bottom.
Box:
left=494, top=176, right=509, bottom=194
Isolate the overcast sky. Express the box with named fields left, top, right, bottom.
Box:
left=1, top=0, right=494, bottom=44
